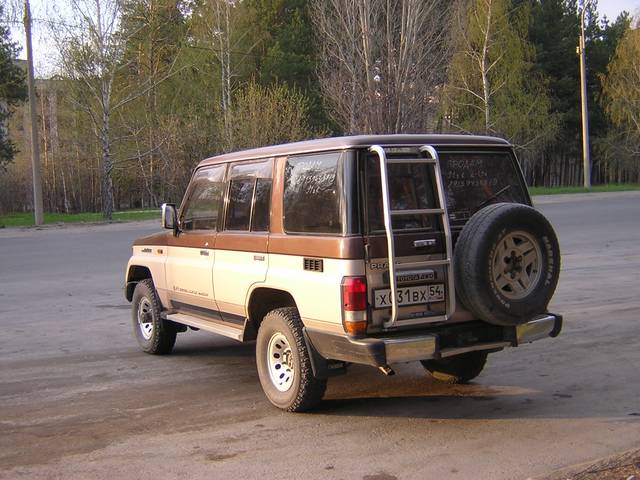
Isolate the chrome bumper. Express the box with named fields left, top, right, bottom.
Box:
left=515, top=314, right=562, bottom=344
left=385, top=313, right=562, bottom=363
left=306, top=313, right=562, bottom=367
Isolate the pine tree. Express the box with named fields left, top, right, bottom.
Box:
left=0, top=5, right=28, bottom=168
left=246, top=0, right=330, bottom=131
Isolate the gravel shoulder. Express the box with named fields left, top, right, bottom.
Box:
left=535, top=449, right=640, bottom=480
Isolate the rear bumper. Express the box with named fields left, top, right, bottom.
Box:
left=305, top=313, right=562, bottom=367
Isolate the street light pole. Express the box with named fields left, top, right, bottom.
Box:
left=578, top=2, right=591, bottom=189
left=23, top=0, right=44, bottom=225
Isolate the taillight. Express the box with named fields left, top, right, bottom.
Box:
left=341, top=276, right=368, bottom=336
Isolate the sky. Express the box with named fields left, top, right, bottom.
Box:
left=600, top=0, right=640, bottom=19
left=5, top=0, right=640, bottom=77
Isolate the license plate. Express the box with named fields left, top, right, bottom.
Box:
left=374, top=284, right=445, bottom=309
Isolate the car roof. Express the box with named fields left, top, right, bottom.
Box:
left=198, top=134, right=511, bottom=167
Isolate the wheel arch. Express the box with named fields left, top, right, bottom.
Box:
left=125, top=265, right=153, bottom=302
left=245, top=287, right=298, bottom=340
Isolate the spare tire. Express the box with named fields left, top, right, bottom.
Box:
left=453, top=202, right=560, bottom=326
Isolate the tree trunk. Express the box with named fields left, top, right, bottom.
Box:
left=101, top=109, right=114, bottom=220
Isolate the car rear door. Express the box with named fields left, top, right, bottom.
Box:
left=212, top=159, right=273, bottom=323
left=361, top=147, right=449, bottom=331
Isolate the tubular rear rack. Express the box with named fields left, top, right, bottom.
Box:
left=369, top=145, right=456, bottom=328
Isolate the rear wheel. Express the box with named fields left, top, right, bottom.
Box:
left=256, top=307, right=326, bottom=412
left=421, top=351, right=488, bottom=384
left=131, top=279, right=176, bottom=355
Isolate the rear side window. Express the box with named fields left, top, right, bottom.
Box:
left=180, top=165, right=226, bottom=231
left=439, top=151, right=527, bottom=224
left=284, top=152, right=342, bottom=234
left=224, top=159, right=273, bottom=232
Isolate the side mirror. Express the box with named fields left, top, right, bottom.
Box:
left=161, top=203, right=178, bottom=235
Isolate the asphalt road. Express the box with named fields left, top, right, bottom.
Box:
left=1, top=192, right=639, bottom=480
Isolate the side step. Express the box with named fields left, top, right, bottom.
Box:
left=164, top=312, right=245, bottom=341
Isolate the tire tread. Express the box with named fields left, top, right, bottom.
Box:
left=132, top=279, right=176, bottom=355
left=258, top=307, right=327, bottom=412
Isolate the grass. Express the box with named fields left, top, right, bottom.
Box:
left=529, top=184, right=640, bottom=196
left=0, top=209, right=160, bottom=228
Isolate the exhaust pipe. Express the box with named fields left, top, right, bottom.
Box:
left=378, top=366, right=395, bottom=376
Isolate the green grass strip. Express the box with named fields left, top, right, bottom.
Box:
left=529, top=184, right=640, bottom=196
left=0, top=209, right=159, bottom=228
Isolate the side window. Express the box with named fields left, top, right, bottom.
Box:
left=284, top=152, right=342, bottom=234
left=226, top=179, right=254, bottom=230
left=224, top=159, right=273, bottom=232
left=180, top=165, right=226, bottom=231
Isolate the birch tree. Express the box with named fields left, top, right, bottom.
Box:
left=310, top=0, right=453, bottom=134
left=444, top=0, right=555, bottom=153
left=56, top=0, right=177, bottom=219
left=600, top=25, right=640, bottom=182
left=602, top=26, right=640, bottom=154
left=118, top=0, right=185, bottom=207
left=190, top=0, right=254, bottom=143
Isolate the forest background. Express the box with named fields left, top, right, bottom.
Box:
left=0, top=0, right=638, bottom=219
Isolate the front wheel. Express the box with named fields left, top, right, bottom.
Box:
left=421, top=351, right=488, bottom=384
left=131, top=279, right=176, bottom=355
left=256, top=307, right=326, bottom=412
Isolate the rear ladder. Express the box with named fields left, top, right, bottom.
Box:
left=369, top=144, right=456, bottom=328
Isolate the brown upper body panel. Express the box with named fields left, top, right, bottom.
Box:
left=268, top=234, right=364, bottom=260
left=216, top=232, right=269, bottom=253
left=133, top=231, right=172, bottom=247
left=198, top=134, right=510, bottom=168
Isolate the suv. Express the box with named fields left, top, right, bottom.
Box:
left=125, top=135, right=561, bottom=411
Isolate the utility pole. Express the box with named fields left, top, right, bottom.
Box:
left=23, top=0, right=44, bottom=225
left=577, top=2, right=591, bottom=189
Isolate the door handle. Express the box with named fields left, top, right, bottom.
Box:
left=414, top=239, right=436, bottom=248
left=200, top=250, right=209, bottom=256
left=254, top=255, right=265, bottom=261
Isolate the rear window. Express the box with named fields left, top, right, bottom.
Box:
left=284, top=152, right=342, bottom=234
left=365, top=156, right=438, bottom=232
left=438, top=151, right=527, bottom=224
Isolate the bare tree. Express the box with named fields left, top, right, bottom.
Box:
left=55, top=0, right=178, bottom=219
left=310, top=0, right=453, bottom=134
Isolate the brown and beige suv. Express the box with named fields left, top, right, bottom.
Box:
left=124, top=135, right=561, bottom=411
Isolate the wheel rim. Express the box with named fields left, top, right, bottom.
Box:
left=491, top=230, right=542, bottom=300
left=266, top=332, right=295, bottom=392
left=137, top=298, right=154, bottom=340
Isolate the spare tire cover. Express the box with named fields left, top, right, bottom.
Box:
left=453, top=202, right=560, bottom=326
